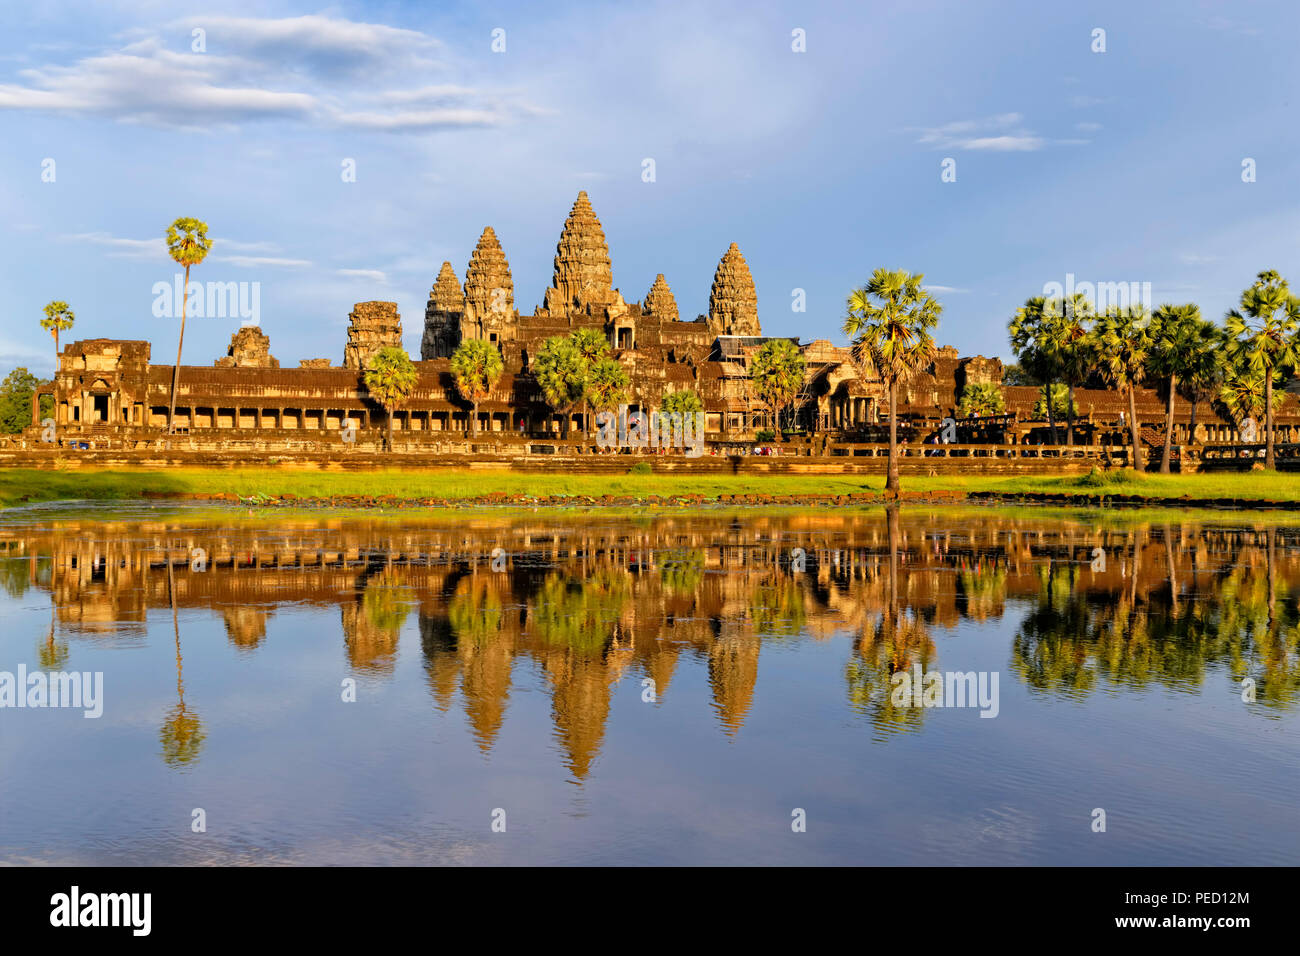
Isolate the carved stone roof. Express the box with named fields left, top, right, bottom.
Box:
left=708, top=243, right=759, bottom=336
left=464, top=227, right=514, bottom=318
left=643, top=273, right=679, bottom=322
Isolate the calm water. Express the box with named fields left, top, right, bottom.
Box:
left=0, top=502, right=1296, bottom=866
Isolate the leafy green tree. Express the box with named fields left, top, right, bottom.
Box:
left=569, top=328, right=610, bottom=437
left=0, top=367, right=52, bottom=434
left=1032, top=383, right=1076, bottom=421
left=1150, top=303, right=1215, bottom=473
left=39, top=300, right=75, bottom=372
left=164, top=218, right=212, bottom=433
left=1009, top=297, right=1061, bottom=442
left=449, top=339, right=504, bottom=437
left=957, top=381, right=1005, bottom=418
left=363, top=346, right=418, bottom=452
left=1093, top=305, right=1153, bottom=471
left=750, top=339, right=805, bottom=442
left=844, top=269, right=941, bottom=492
left=1000, top=363, right=1037, bottom=386
left=533, top=336, right=586, bottom=438
left=1223, top=270, right=1300, bottom=469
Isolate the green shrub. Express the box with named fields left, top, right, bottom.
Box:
left=628, top=462, right=652, bottom=475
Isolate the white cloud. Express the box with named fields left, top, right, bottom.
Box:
left=338, top=269, right=388, bottom=283
left=214, top=255, right=312, bottom=268
left=0, top=16, right=536, bottom=131
left=914, top=113, right=1045, bottom=152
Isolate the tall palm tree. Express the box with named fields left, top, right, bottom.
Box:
left=363, top=346, right=418, bottom=452
left=533, top=336, right=586, bottom=438
left=586, top=357, right=630, bottom=445
left=164, top=218, right=212, bottom=433
left=1093, top=305, right=1153, bottom=471
left=843, top=269, right=942, bottom=493
left=749, top=339, right=805, bottom=442
left=1043, top=294, right=1094, bottom=445
left=569, top=328, right=610, bottom=437
left=449, top=339, right=504, bottom=437
left=161, top=559, right=204, bottom=769
left=1223, top=270, right=1300, bottom=469
left=1009, top=296, right=1062, bottom=443
left=1150, top=303, right=1213, bottom=473
left=1178, top=322, right=1227, bottom=446
left=39, top=300, right=75, bottom=376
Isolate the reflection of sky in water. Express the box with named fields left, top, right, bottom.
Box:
left=0, top=503, right=1296, bottom=865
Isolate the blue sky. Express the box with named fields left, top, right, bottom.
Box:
left=2, top=0, right=1298, bottom=374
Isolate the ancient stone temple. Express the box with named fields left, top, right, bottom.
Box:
left=422, top=262, right=465, bottom=360
left=708, top=243, right=760, bottom=336
left=643, top=274, right=679, bottom=323
left=32, top=187, right=1291, bottom=458
left=215, top=326, right=278, bottom=369
left=342, top=301, right=402, bottom=370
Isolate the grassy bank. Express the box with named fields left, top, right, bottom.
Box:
left=1, top=466, right=1298, bottom=510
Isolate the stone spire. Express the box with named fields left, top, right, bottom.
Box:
left=343, top=301, right=403, bottom=370
left=544, top=190, right=614, bottom=314
left=464, top=227, right=514, bottom=319
left=428, top=261, right=463, bottom=312
left=708, top=242, right=760, bottom=336
left=643, top=273, right=679, bottom=322
left=422, top=261, right=465, bottom=360
left=215, top=326, right=278, bottom=368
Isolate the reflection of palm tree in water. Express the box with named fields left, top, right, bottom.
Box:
left=160, top=558, right=204, bottom=769
left=846, top=506, right=934, bottom=734
left=344, top=556, right=414, bottom=673
left=37, top=604, right=68, bottom=670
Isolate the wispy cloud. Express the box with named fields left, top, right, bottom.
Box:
left=338, top=268, right=388, bottom=283
left=214, top=256, right=312, bottom=268
left=0, top=15, right=537, bottom=131
left=913, top=113, right=1045, bottom=152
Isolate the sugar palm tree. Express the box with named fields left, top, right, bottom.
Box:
left=585, top=357, right=630, bottom=445
left=449, top=339, right=504, bottom=437
left=1223, top=270, right=1300, bottom=469
left=161, top=559, right=204, bottom=769
left=1150, top=303, right=1213, bottom=473
left=1009, top=296, right=1061, bottom=443
left=843, top=269, right=941, bottom=493
left=1178, top=322, right=1226, bottom=445
left=39, top=300, right=75, bottom=374
left=533, top=336, right=586, bottom=438
left=1092, top=305, right=1153, bottom=471
left=1043, top=294, right=1094, bottom=444
left=662, top=388, right=703, bottom=416
left=1219, top=360, right=1286, bottom=434
left=957, top=381, right=1005, bottom=418
left=165, top=218, right=212, bottom=433
left=569, top=327, right=610, bottom=437
left=363, top=346, right=418, bottom=452
left=750, top=339, right=806, bottom=442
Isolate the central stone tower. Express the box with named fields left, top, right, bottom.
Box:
left=542, top=191, right=617, bottom=316
left=708, top=243, right=760, bottom=336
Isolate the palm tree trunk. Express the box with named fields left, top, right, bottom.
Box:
left=471, top=400, right=479, bottom=437
left=583, top=397, right=589, bottom=440
left=1189, top=395, right=1198, bottom=446
left=1128, top=385, right=1142, bottom=471
left=1265, top=373, right=1275, bottom=469
left=886, top=379, right=899, bottom=494
left=1046, top=384, right=1058, bottom=444
left=168, top=263, right=190, bottom=433
left=387, top=409, right=394, bottom=453
left=1066, top=383, right=1075, bottom=446
left=1160, top=373, right=1176, bottom=474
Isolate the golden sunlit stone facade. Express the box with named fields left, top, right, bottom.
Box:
left=30, top=189, right=1297, bottom=453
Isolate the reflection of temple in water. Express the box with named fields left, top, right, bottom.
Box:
left=3, top=510, right=1297, bottom=776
